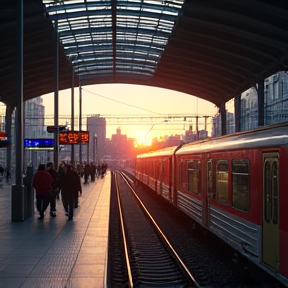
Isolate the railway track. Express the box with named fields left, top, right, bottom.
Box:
left=110, top=169, right=284, bottom=288
left=107, top=171, right=199, bottom=288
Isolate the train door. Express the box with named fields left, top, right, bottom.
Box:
left=203, top=159, right=213, bottom=226
left=262, top=152, right=279, bottom=270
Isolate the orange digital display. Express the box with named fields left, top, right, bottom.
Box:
left=59, top=131, right=89, bottom=145
left=79, top=132, right=89, bottom=144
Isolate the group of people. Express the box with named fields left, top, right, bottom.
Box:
left=32, top=162, right=82, bottom=221
left=0, top=165, right=11, bottom=184
left=76, top=161, right=108, bottom=184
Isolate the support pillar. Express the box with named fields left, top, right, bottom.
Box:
left=79, top=86, right=82, bottom=164
left=12, top=0, right=24, bottom=222
left=54, top=20, right=59, bottom=170
left=196, top=116, right=199, bottom=140
left=71, top=69, right=75, bottom=164
left=204, top=116, right=208, bottom=132
left=258, top=79, right=265, bottom=127
left=220, top=102, right=227, bottom=136
left=5, top=103, right=12, bottom=176
left=234, top=94, right=241, bottom=132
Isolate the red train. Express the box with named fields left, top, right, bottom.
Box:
left=135, top=123, right=288, bottom=286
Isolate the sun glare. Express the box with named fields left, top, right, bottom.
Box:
left=132, top=131, right=152, bottom=147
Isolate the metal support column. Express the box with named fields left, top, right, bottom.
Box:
left=71, top=69, right=75, bottom=164
left=204, top=116, right=208, bottom=132
left=79, top=86, right=82, bottom=164
left=258, top=79, right=265, bottom=127
left=54, top=20, right=59, bottom=169
left=12, top=0, right=24, bottom=222
left=23, top=101, right=26, bottom=172
left=234, top=94, right=241, bottom=132
left=220, top=102, right=227, bottom=136
left=5, top=103, right=12, bottom=176
left=195, top=116, right=199, bottom=140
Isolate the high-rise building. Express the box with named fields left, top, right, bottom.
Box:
left=87, top=115, right=106, bottom=162
left=25, top=97, right=47, bottom=139
left=24, top=97, right=48, bottom=168
left=212, top=71, right=288, bottom=136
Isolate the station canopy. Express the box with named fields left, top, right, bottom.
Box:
left=43, top=0, right=184, bottom=81
left=1, top=0, right=288, bottom=107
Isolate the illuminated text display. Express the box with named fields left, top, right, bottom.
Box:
left=59, top=131, right=89, bottom=145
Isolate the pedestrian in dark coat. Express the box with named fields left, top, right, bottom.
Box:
left=33, top=164, right=53, bottom=220
left=46, top=162, right=60, bottom=217
left=59, top=164, right=82, bottom=221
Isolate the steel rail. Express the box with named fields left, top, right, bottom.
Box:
left=117, top=170, right=201, bottom=288
left=113, top=172, right=133, bottom=288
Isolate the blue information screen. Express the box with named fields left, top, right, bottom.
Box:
left=24, top=138, right=54, bottom=150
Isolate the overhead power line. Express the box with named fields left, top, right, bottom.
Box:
left=82, top=88, right=165, bottom=115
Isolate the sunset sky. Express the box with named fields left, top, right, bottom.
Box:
left=41, top=84, right=218, bottom=145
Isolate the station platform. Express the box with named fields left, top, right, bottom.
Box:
left=0, top=171, right=111, bottom=288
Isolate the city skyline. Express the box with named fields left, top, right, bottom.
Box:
left=41, top=83, right=217, bottom=145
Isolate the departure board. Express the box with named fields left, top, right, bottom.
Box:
left=24, top=138, right=54, bottom=150
left=59, top=131, right=89, bottom=145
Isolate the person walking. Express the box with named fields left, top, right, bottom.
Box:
left=46, top=162, right=60, bottom=217
left=59, top=164, right=82, bottom=221
left=5, top=167, right=11, bottom=183
left=83, top=162, right=91, bottom=184
left=0, top=165, right=4, bottom=177
left=32, top=164, right=53, bottom=220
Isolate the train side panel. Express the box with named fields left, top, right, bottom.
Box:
left=135, top=149, right=175, bottom=202
left=175, top=154, right=203, bottom=225
left=136, top=125, right=288, bottom=286
left=278, top=146, right=288, bottom=279
left=175, top=148, right=262, bottom=256
left=207, top=149, right=262, bottom=262
left=174, top=143, right=288, bottom=285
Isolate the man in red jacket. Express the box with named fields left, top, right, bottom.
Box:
left=33, top=164, right=53, bottom=220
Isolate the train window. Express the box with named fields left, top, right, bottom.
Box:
left=264, top=161, right=272, bottom=223
left=159, top=161, right=163, bottom=182
left=216, top=160, right=228, bottom=204
left=180, top=161, right=187, bottom=190
left=207, top=160, right=214, bottom=198
left=151, top=161, right=155, bottom=178
left=188, top=160, right=201, bottom=193
left=264, top=158, right=279, bottom=224
left=155, top=161, right=160, bottom=179
left=232, top=159, right=250, bottom=212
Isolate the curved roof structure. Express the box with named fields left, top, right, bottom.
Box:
left=1, top=0, right=288, bottom=107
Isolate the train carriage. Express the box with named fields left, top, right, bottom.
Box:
left=135, top=123, right=288, bottom=286
left=136, top=146, right=178, bottom=201
left=174, top=125, right=288, bottom=284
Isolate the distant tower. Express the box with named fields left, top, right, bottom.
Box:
left=87, top=115, right=106, bottom=162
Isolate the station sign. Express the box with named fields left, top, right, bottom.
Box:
left=59, top=131, right=89, bottom=145
left=47, top=125, right=67, bottom=133
left=24, top=138, right=54, bottom=150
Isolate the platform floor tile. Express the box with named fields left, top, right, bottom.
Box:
left=0, top=172, right=111, bottom=288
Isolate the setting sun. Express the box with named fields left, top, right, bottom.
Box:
left=131, top=130, right=153, bottom=147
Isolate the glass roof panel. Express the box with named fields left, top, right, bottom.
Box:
left=42, top=0, right=184, bottom=80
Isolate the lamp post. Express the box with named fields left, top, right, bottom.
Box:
left=93, top=133, right=97, bottom=163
